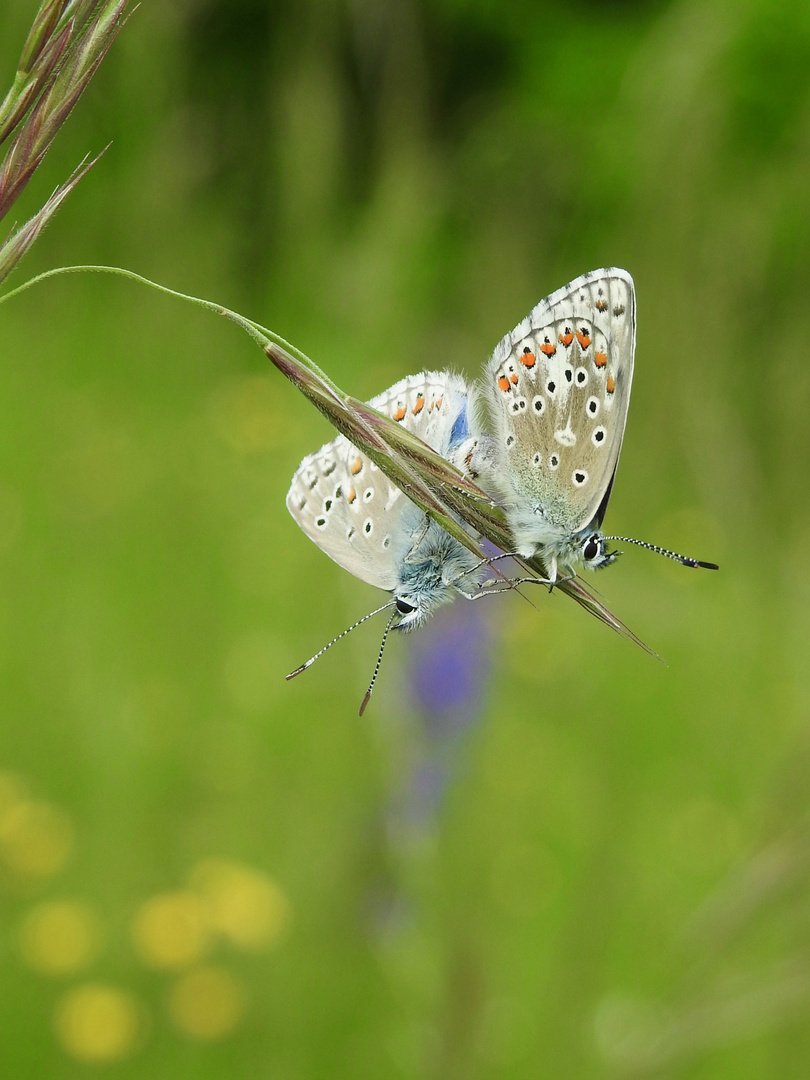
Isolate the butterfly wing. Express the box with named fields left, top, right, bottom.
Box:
left=287, top=433, right=404, bottom=591
left=478, top=268, right=635, bottom=536
left=287, top=371, right=471, bottom=591
left=368, top=370, right=471, bottom=458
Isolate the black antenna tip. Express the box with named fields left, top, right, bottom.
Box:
left=603, top=536, right=718, bottom=571
left=286, top=665, right=307, bottom=681
left=359, top=690, right=372, bottom=716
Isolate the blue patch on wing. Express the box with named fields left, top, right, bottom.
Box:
left=449, top=404, right=469, bottom=449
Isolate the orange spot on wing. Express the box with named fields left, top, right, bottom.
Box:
left=497, top=376, right=511, bottom=392
left=520, top=351, right=536, bottom=368
left=576, top=329, right=591, bottom=349
left=350, top=456, right=363, bottom=475
left=540, top=341, right=556, bottom=356
left=595, top=299, right=608, bottom=312
left=594, top=351, right=607, bottom=368
left=606, top=374, right=615, bottom=394
left=559, top=331, right=573, bottom=347
left=348, top=487, right=357, bottom=503
left=510, top=373, right=518, bottom=384
left=435, top=397, right=443, bottom=409
left=412, top=394, right=425, bottom=415
left=393, top=405, right=407, bottom=421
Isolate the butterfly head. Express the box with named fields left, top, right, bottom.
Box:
left=579, top=531, right=620, bottom=571
left=393, top=540, right=482, bottom=632
left=509, top=502, right=620, bottom=577
left=392, top=594, right=425, bottom=631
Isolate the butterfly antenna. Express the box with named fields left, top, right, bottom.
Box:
left=602, top=536, right=719, bottom=570
left=286, top=601, right=396, bottom=681
left=359, top=611, right=397, bottom=717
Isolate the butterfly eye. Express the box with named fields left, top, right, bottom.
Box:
left=582, top=537, right=601, bottom=562
left=396, top=598, right=416, bottom=615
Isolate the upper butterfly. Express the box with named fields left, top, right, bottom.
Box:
left=463, top=268, right=636, bottom=580
left=463, top=267, right=717, bottom=580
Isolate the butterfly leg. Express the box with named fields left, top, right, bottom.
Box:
left=451, top=550, right=551, bottom=597
left=547, top=553, right=558, bottom=584
left=461, top=573, right=553, bottom=600
left=402, top=514, right=433, bottom=564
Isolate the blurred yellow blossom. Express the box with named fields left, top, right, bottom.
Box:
left=168, top=965, right=246, bottom=1040
left=190, top=858, right=290, bottom=951
left=19, top=900, right=102, bottom=976
left=131, top=890, right=211, bottom=970
left=54, top=984, right=143, bottom=1063
left=0, top=799, right=73, bottom=882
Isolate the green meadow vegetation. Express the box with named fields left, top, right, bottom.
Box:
left=1, top=1, right=809, bottom=1076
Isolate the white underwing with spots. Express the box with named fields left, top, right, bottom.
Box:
left=460, top=267, right=718, bottom=580
left=286, top=371, right=485, bottom=713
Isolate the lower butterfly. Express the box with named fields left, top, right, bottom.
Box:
left=286, top=371, right=498, bottom=714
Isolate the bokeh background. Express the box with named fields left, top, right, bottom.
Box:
left=2, top=0, right=810, bottom=1076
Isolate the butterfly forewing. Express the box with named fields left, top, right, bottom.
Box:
left=484, top=268, right=635, bottom=533
left=286, top=371, right=470, bottom=590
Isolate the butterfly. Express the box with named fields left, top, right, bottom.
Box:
left=285, top=371, right=488, bottom=712
left=286, top=271, right=717, bottom=709
left=461, top=268, right=717, bottom=581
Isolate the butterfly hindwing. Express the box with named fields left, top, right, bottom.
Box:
left=368, top=371, right=470, bottom=458
left=286, top=434, right=403, bottom=591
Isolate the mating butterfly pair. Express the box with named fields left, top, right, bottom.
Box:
left=285, top=269, right=716, bottom=711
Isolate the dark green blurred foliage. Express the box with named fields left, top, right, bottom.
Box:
left=2, top=0, right=810, bottom=1077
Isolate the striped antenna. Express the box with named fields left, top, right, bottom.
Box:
left=602, top=536, right=718, bottom=570
left=286, top=600, right=396, bottom=680
left=359, top=612, right=397, bottom=716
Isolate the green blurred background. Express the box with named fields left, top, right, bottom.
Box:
left=2, top=0, right=810, bottom=1076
